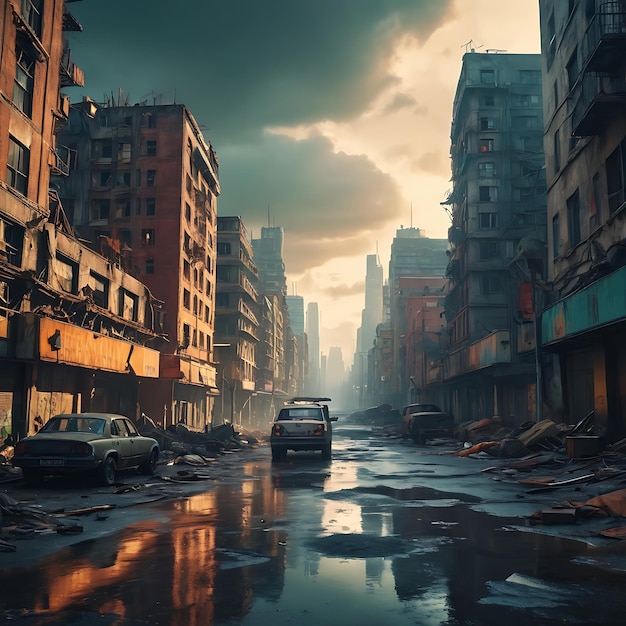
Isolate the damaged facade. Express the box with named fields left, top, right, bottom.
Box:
left=53, top=100, right=221, bottom=431
left=0, top=0, right=166, bottom=437
left=539, top=0, right=626, bottom=440
left=439, top=52, right=547, bottom=427
left=214, top=216, right=260, bottom=425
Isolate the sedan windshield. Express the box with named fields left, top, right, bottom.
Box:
left=40, top=417, right=106, bottom=434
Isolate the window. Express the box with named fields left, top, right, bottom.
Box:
left=217, top=242, right=232, bottom=254
left=0, top=218, right=24, bottom=267
left=552, top=213, right=561, bottom=259
left=479, top=186, right=497, bottom=202
left=519, top=70, right=542, bottom=84
left=94, top=139, right=113, bottom=159
left=115, top=199, right=131, bottom=218
left=479, top=138, right=494, bottom=153
left=147, top=114, right=156, bottom=129
left=21, top=0, right=43, bottom=37
left=6, top=136, right=29, bottom=195
left=567, top=189, right=581, bottom=248
left=480, top=117, right=496, bottom=130
left=136, top=198, right=141, bottom=215
left=115, top=171, right=131, bottom=187
left=480, top=69, right=495, bottom=84
left=591, top=172, right=601, bottom=230
left=141, top=229, right=155, bottom=246
left=55, top=254, right=78, bottom=294
left=182, top=324, right=190, bottom=348
left=479, top=212, right=498, bottom=229
left=481, top=95, right=495, bottom=106
left=479, top=241, right=499, bottom=259
left=185, top=203, right=191, bottom=221
left=183, top=260, right=191, bottom=280
left=118, top=142, right=131, bottom=162
left=554, top=128, right=561, bottom=173
left=480, top=273, right=504, bottom=294
left=13, top=42, right=35, bottom=117
left=147, top=140, right=157, bottom=156
left=119, top=289, right=138, bottom=322
left=607, top=140, right=626, bottom=214
left=478, top=162, right=496, bottom=178
left=95, top=170, right=111, bottom=187
left=518, top=94, right=540, bottom=106
left=88, top=271, right=109, bottom=308
left=146, top=198, right=156, bottom=216
left=147, top=170, right=156, bottom=187
left=145, top=258, right=154, bottom=275
left=90, top=200, right=110, bottom=222
left=193, top=295, right=198, bottom=315
left=183, top=289, right=191, bottom=310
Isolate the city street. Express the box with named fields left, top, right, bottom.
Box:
left=1, top=422, right=626, bottom=625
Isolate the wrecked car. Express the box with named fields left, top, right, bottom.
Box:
left=12, top=413, right=159, bottom=486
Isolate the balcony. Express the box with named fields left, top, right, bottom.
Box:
left=582, top=3, right=626, bottom=74
left=50, top=147, right=70, bottom=176
left=444, top=330, right=511, bottom=379
left=60, top=48, right=84, bottom=88
left=572, top=73, right=626, bottom=136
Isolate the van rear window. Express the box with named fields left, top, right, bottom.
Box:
left=279, top=408, right=323, bottom=420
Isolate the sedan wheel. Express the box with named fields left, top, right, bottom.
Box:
left=99, top=456, right=117, bottom=486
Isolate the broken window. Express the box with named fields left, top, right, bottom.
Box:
left=6, top=136, right=29, bottom=195
left=141, top=229, right=155, bottom=246
left=147, top=170, right=156, bottom=187
left=119, top=288, right=138, bottom=322
left=90, top=199, right=110, bottom=222
left=55, top=254, right=78, bottom=294
left=13, top=41, right=35, bottom=117
left=88, top=271, right=109, bottom=308
left=479, top=186, right=497, bottom=202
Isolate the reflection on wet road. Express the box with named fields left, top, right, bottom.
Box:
left=2, top=423, right=626, bottom=625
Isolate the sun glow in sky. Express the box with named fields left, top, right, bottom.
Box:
left=68, top=0, right=541, bottom=363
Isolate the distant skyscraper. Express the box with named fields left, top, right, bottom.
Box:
left=252, top=226, right=287, bottom=297
left=306, top=302, right=320, bottom=395
left=286, top=295, right=305, bottom=336
left=360, top=254, right=383, bottom=353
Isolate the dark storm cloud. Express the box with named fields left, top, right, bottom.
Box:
left=67, top=0, right=453, bottom=272
left=69, top=1, right=451, bottom=140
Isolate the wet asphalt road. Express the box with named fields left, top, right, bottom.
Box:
left=2, top=422, right=626, bottom=625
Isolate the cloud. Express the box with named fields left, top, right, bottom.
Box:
left=69, top=1, right=454, bottom=142
left=218, top=133, right=406, bottom=272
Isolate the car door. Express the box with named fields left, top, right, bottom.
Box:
left=123, top=418, right=148, bottom=466
left=111, top=418, right=134, bottom=468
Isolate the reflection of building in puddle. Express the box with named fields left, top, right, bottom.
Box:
left=31, top=519, right=162, bottom=617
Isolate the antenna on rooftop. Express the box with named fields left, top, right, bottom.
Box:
left=462, top=39, right=483, bottom=53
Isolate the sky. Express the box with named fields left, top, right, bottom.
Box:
left=66, top=0, right=541, bottom=365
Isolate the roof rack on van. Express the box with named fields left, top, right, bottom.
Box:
left=287, top=396, right=332, bottom=403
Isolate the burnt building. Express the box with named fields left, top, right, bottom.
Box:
left=0, top=0, right=167, bottom=437
left=54, top=101, right=220, bottom=430
left=214, top=216, right=260, bottom=426
left=442, top=51, right=547, bottom=425
left=539, top=0, right=626, bottom=439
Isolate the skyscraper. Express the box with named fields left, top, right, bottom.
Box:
left=305, top=302, right=320, bottom=396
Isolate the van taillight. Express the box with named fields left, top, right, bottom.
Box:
left=273, top=424, right=282, bottom=436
